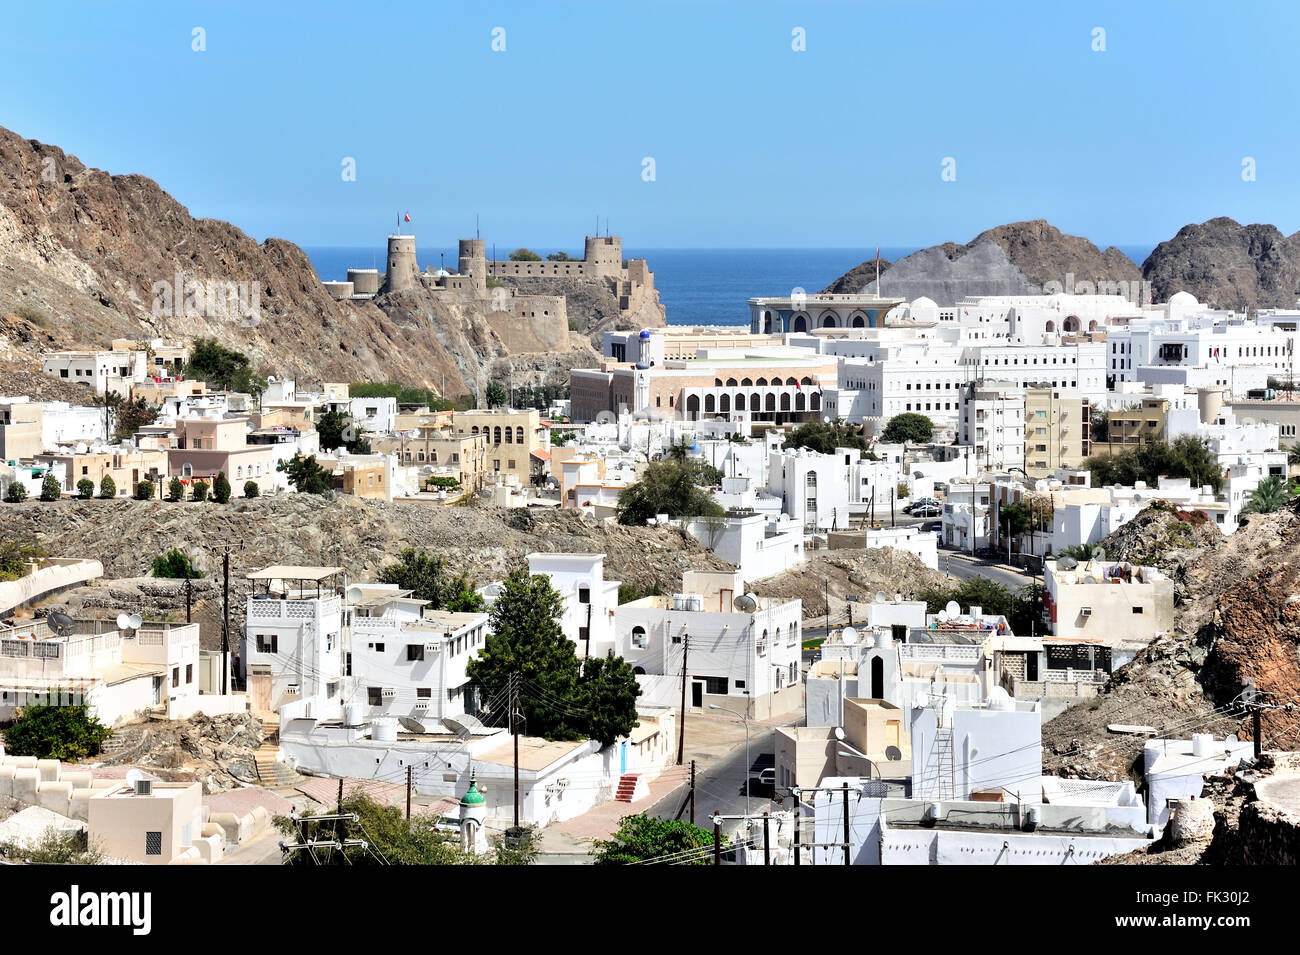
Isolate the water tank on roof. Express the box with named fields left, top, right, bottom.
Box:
left=343, top=703, right=367, bottom=728
left=671, top=594, right=702, bottom=612
left=1192, top=733, right=1213, bottom=757
left=372, top=717, right=398, bottom=742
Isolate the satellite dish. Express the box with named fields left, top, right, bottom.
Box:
left=885, top=745, right=903, bottom=761
left=397, top=716, right=428, bottom=734
left=874, top=591, right=889, bottom=604
left=733, top=593, right=759, bottom=613
left=346, top=584, right=366, bottom=605
left=833, top=726, right=845, bottom=741
left=1058, top=556, right=1078, bottom=570
left=125, top=769, right=145, bottom=786
left=1091, top=546, right=1107, bottom=561
left=944, top=600, right=961, bottom=617
left=841, top=626, right=858, bottom=646
left=128, top=614, right=143, bottom=630
left=116, top=613, right=132, bottom=630
left=937, top=610, right=950, bottom=623
left=48, top=612, right=75, bottom=637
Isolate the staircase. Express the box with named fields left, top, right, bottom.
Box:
left=254, top=742, right=303, bottom=791
left=614, top=773, right=649, bottom=803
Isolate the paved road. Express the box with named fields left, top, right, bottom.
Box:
left=646, top=727, right=784, bottom=835
left=940, top=548, right=1037, bottom=593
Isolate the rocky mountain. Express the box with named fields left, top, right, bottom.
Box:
left=823, top=220, right=1140, bottom=304
left=0, top=125, right=606, bottom=399
left=821, top=256, right=892, bottom=294
left=1142, top=217, right=1300, bottom=311
left=1042, top=501, right=1300, bottom=781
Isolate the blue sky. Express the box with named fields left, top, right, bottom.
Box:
left=3, top=0, right=1297, bottom=250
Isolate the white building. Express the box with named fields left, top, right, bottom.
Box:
left=42, top=349, right=149, bottom=396
left=241, top=565, right=345, bottom=718
left=682, top=511, right=804, bottom=586
left=615, top=570, right=802, bottom=720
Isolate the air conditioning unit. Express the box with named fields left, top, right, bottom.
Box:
left=381, top=687, right=397, bottom=699
left=133, top=779, right=152, bottom=796
left=424, top=642, right=441, bottom=654
left=412, top=699, right=429, bottom=712
left=1080, top=607, right=1092, bottom=617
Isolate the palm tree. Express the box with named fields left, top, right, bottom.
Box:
left=1287, top=442, right=1300, bottom=467
left=1241, top=475, right=1293, bottom=515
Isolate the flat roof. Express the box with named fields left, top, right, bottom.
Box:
left=247, top=565, right=343, bottom=581
left=476, top=736, right=588, bottom=772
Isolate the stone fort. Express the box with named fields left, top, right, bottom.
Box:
left=320, top=233, right=660, bottom=354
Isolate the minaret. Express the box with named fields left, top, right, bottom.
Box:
left=459, top=770, right=487, bottom=854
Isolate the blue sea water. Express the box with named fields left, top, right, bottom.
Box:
left=302, top=243, right=1156, bottom=329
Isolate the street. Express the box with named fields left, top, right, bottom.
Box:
left=940, top=548, right=1037, bottom=593
left=646, top=725, right=784, bottom=834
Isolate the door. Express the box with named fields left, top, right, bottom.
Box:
left=151, top=676, right=162, bottom=706
left=1026, top=652, right=1039, bottom=681
left=691, top=682, right=703, bottom=708
left=871, top=656, right=884, bottom=699
left=620, top=741, right=627, bottom=775
left=249, top=670, right=272, bottom=712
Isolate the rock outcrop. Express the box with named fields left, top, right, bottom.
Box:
left=823, top=220, right=1140, bottom=304
left=1142, top=216, right=1300, bottom=311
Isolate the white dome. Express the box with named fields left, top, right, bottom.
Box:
left=910, top=296, right=938, bottom=311
left=1168, top=291, right=1199, bottom=309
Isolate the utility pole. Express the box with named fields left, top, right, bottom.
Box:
left=185, top=575, right=192, bottom=624
left=842, top=783, right=851, bottom=866
left=793, top=810, right=801, bottom=866
left=1244, top=680, right=1262, bottom=757
left=713, top=817, right=722, bottom=866
left=890, top=486, right=895, bottom=527
left=406, top=764, right=413, bottom=820
left=215, top=541, right=242, bottom=695
left=763, top=810, right=771, bottom=865
left=512, top=671, right=521, bottom=830
left=690, top=760, right=696, bottom=824
left=676, top=633, right=689, bottom=764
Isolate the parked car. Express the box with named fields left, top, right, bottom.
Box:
left=920, top=520, right=942, bottom=532
left=750, top=767, right=777, bottom=792
left=911, top=504, right=942, bottom=518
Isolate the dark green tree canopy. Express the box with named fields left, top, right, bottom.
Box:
left=880, top=412, right=934, bottom=444
left=508, top=248, right=542, bottom=261
left=1085, top=435, right=1223, bottom=495
left=184, top=337, right=264, bottom=395
left=377, top=549, right=485, bottom=613
left=485, top=382, right=508, bottom=408
left=152, top=548, right=204, bottom=579
left=616, top=458, right=724, bottom=526
left=591, top=813, right=722, bottom=865
left=784, top=419, right=878, bottom=458
left=280, top=452, right=332, bottom=494
left=3, top=702, right=112, bottom=761
left=316, top=409, right=370, bottom=454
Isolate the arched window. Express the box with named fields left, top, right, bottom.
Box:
left=792, top=315, right=807, bottom=333
left=822, top=312, right=838, bottom=328
left=505, top=427, right=513, bottom=443
left=796, top=391, right=806, bottom=411
left=735, top=393, right=746, bottom=411
left=686, top=394, right=700, bottom=420
left=516, top=427, right=524, bottom=444
left=725, top=378, right=738, bottom=388
left=756, top=377, right=768, bottom=387
left=780, top=392, right=791, bottom=411
left=765, top=393, right=776, bottom=411
left=705, top=395, right=716, bottom=414
left=741, top=378, right=753, bottom=387
left=720, top=394, right=731, bottom=414
left=631, top=626, right=648, bottom=649
left=493, top=427, right=502, bottom=444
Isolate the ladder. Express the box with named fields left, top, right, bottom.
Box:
left=927, top=728, right=955, bottom=801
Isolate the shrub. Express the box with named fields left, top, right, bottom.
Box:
left=167, top=477, right=185, bottom=502
left=2, top=702, right=112, bottom=761
left=191, top=480, right=209, bottom=502
left=76, top=478, right=95, bottom=499
left=244, top=480, right=259, bottom=498
left=134, top=479, right=155, bottom=500
left=212, top=471, right=232, bottom=504
left=98, top=475, right=116, bottom=498
left=152, top=548, right=203, bottom=579
left=39, top=473, right=61, bottom=501
left=4, top=483, right=27, bottom=503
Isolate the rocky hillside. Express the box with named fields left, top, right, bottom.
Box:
left=823, top=220, right=1140, bottom=304
left=0, top=125, right=604, bottom=399
left=3, top=495, right=729, bottom=649
left=1142, top=217, right=1300, bottom=311
left=821, top=256, right=892, bottom=295
left=1043, top=502, right=1300, bottom=781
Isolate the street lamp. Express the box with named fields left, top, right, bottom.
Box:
left=709, top=703, right=751, bottom=818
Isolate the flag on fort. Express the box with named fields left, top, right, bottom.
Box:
left=404, top=212, right=411, bottom=222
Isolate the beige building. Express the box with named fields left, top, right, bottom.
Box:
left=774, top=698, right=911, bottom=791
left=0, top=398, right=43, bottom=462
left=452, top=408, right=547, bottom=487
left=1044, top=557, right=1174, bottom=650
left=1103, top=397, right=1169, bottom=454
left=167, top=416, right=277, bottom=491
left=371, top=429, right=488, bottom=489
left=1025, top=388, right=1091, bottom=476
left=87, top=780, right=205, bottom=864
left=35, top=447, right=169, bottom=496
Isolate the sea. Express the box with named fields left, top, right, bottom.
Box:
left=303, top=244, right=1156, bottom=328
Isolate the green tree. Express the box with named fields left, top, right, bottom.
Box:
left=1241, top=474, right=1294, bottom=515
left=1288, top=441, right=1300, bottom=468
left=39, top=473, right=61, bottom=502
left=615, top=458, right=724, bottom=526
left=1091, top=409, right=1110, bottom=443
left=2, top=702, right=112, bottom=761
left=591, top=813, right=723, bottom=865
left=94, top=392, right=159, bottom=442
left=316, top=409, right=370, bottom=454
left=98, top=474, right=116, bottom=498
left=4, top=482, right=27, bottom=503
left=212, top=471, right=232, bottom=504
left=167, top=477, right=185, bottom=502
left=546, top=251, right=572, bottom=261
left=184, top=337, right=266, bottom=397
left=0, top=537, right=46, bottom=581
left=783, top=419, right=877, bottom=457
left=508, top=248, right=542, bottom=261
left=280, top=452, right=332, bottom=494
left=275, top=792, right=478, bottom=866
left=152, top=548, right=203, bottom=579
left=466, top=566, right=583, bottom=741
left=485, top=382, right=507, bottom=408
left=134, top=479, right=155, bottom=500
left=0, top=827, right=105, bottom=865
left=578, top=653, right=641, bottom=747
left=76, top=478, right=95, bottom=500
left=191, top=480, right=209, bottom=502
left=880, top=412, right=934, bottom=444
left=377, top=549, right=485, bottom=612
left=1085, top=435, right=1223, bottom=495
left=244, top=480, right=259, bottom=498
